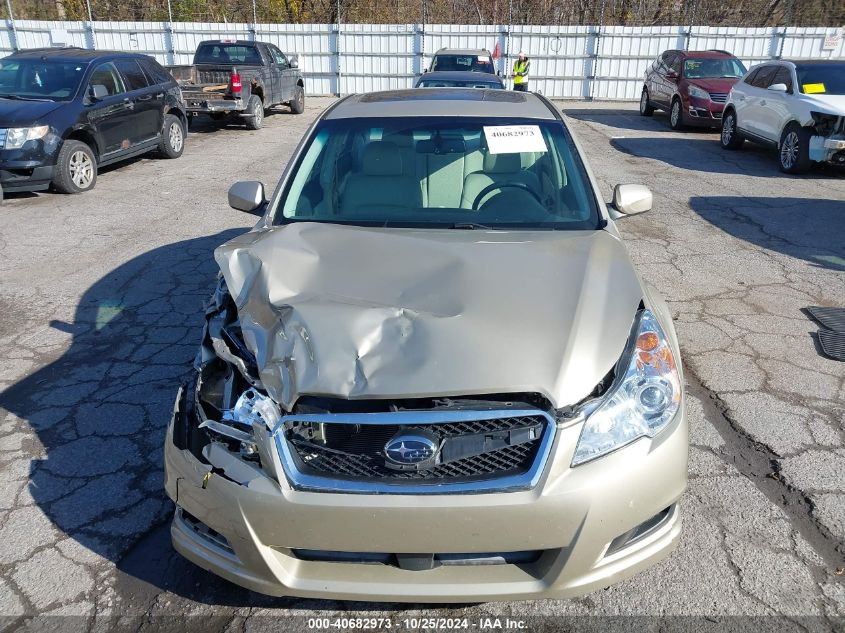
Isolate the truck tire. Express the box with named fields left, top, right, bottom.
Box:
left=158, top=114, right=185, bottom=159
left=778, top=122, right=812, bottom=174
left=290, top=85, right=305, bottom=114
left=52, top=140, right=97, bottom=194
left=244, top=95, right=264, bottom=130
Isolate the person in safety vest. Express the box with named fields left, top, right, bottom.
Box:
left=513, top=50, right=530, bottom=92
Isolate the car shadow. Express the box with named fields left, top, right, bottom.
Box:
left=0, top=228, right=473, bottom=612
left=689, top=196, right=845, bottom=272
left=0, top=230, right=261, bottom=603
left=562, top=106, right=719, bottom=135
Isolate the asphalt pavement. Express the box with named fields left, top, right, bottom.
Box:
left=0, top=98, right=843, bottom=632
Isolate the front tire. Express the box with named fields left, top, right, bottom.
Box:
left=639, top=88, right=654, bottom=116
left=159, top=114, right=185, bottom=159
left=244, top=95, right=264, bottom=130
left=669, top=98, right=684, bottom=130
left=52, top=140, right=97, bottom=194
left=290, top=85, right=305, bottom=114
left=720, top=110, right=744, bottom=150
left=779, top=123, right=812, bottom=174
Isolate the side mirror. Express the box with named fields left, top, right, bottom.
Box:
left=666, top=71, right=679, bottom=80
left=228, top=180, right=266, bottom=214
left=423, top=67, right=428, bottom=73
left=290, top=56, right=299, bottom=69
left=767, top=83, right=788, bottom=93
left=610, top=184, right=652, bottom=218
left=88, top=84, right=108, bottom=100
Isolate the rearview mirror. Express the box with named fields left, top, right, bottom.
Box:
left=228, top=181, right=266, bottom=214
left=610, top=184, right=652, bottom=218
left=767, top=82, right=788, bottom=93
left=88, top=84, right=108, bottom=100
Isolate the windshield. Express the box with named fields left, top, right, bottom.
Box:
left=418, top=79, right=502, bottom=89
left=683, top=58, right=746, bottom=79
left=274, top=116, right=600, bottom=230
left=796, top=63, right=845, bottom=95
left=0, top=59, right=87, bottom=101
left=194, top=43, right=262, bottom=65
left=430, top=55, right=495, bottom=74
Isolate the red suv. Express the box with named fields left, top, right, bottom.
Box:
left=639, top=50, right=747, bottom=130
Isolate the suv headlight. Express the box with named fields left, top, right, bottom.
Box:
left=572, top=309, right=681, bottom=466
left=688, top=85, right=710, bottom=101
left=5, top=125, right=50, bottom=149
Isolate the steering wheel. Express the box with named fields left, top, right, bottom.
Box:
left=471, top=181, right=543, bottom=211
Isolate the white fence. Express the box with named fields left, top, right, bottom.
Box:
left=2, top=20, right=843, bottom=98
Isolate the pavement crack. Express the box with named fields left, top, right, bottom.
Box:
left=687, top=372, right=845, bottom=571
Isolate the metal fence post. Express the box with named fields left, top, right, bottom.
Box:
left=85, top=0, right=96, bottom=49
left=505, top=0, right=512, bottom=86
left=335, top=0, right=342, bottom=96
left=588, top=0, right=606, bottom=100
left=5, top=0, right=18, bottom=51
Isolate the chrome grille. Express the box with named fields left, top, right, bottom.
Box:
left=274, top=408, right=556, bottom=494
left=709, top=92, right=728, bottom=103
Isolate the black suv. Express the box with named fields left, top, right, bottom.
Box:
left=0, top=48, right=187, bottom=194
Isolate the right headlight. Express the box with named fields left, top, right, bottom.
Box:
left=572, top=309, right=681, bottom=466
left=5, top=125, right=49, bottom=149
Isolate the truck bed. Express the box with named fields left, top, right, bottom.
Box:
left=167, top=63, right=259, bottom=113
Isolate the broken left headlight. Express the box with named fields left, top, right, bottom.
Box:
left=571, top=309, right=681, bottom=466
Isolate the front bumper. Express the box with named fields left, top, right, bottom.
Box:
left=164, top=389, right=687, bottom=602
left=685, top=98, right=725, bottom=127
left=810, top=135, right=845, bottom=165
left=0, top=141, right=59, bottom=192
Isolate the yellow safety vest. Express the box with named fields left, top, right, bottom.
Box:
left=513, top=59, right=529, bottom=84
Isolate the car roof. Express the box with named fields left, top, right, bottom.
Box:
left=417, top=71, right=502, bottom=83
left=324, top=89, right=556, bottom=120
left=681, top=50, right=737, bottom=59
left=782, top=59, right=844, bottom=66
left=434, top=48, right=491, bottom=56
left=5, top=47, right=146, bottom=63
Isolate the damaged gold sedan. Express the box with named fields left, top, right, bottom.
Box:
left=164, top=89, right=687, bottom=602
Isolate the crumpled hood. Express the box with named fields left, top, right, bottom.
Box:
left=214, top=223, right=644, bottom=411
left=800, top=94, right=845, bottom=116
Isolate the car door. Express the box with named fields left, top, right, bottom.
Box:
left=114, top=58, right=162, bottom=144
left=85, top=62, right=134, bottom=156
left=268, top=45, right=295, bottom=103
left=742, top=65, right=777, bottom=138
left=655, top=52, right=677, bottom=107
left=757, top=65, right=794, bottom=143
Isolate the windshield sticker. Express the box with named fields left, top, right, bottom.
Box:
left=483, top=125, right=548, bottom=154
left=802, top=83, right=826, bottom=94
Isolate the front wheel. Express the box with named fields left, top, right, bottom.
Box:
left=639, top=88, right=654, bottom=116
left=290, top=85, right=305, bottom=114
left=244, top=95, right=264, bottom=130
left=779, top=123, right=812, bottom=174
left=159, top=114, right=185, bottom=159
left=720, top=111, right=744, bottom=150
left=52, top=140, right=97, bottom=194
left=669, top=98, right=684, bottom=130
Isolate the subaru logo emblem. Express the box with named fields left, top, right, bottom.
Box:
left=384, top=432, right=439, bottom=470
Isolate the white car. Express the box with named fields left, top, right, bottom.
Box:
left=720, top=59, right=845, bottom=173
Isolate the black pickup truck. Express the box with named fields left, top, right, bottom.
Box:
left=168, top=40, right=304, bottom=130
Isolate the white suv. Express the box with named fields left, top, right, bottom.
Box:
left=720, top=60, right=845, bottom=173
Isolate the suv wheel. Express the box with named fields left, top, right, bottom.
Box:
left=52, top=140, right=97, bottom=194
left=245, top=95, right=264, bottom=130
left=720, top=111, right=744, bottom=149
left=290, top=85, right=305, bottom=114
left=639, top=88, right=654, bottom=116
left=669, top=98, right=684, bottom=130
left=159, top=114, right=185, bottom=159
left=779, top=123, right=811, bottom=174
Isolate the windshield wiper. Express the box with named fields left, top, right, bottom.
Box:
left=0, top=94, right=52, bottom=102
left=451, top=222, right=494, bottom=230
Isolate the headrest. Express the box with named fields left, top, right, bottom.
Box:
left=483, top=152, right=521, bottom=173
left=363, top=141, right=403, bottom=176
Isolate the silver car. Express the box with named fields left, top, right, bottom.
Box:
left=164, top=89, right=687, bottom=602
